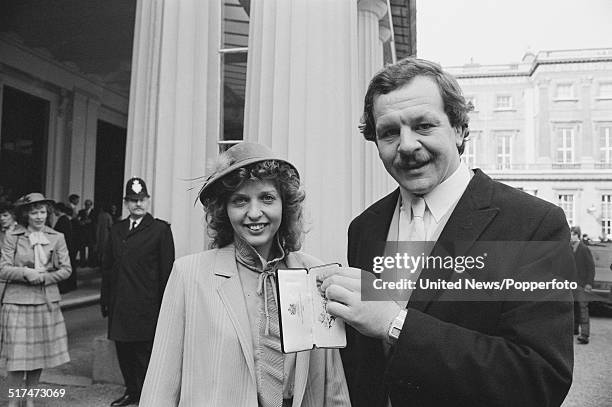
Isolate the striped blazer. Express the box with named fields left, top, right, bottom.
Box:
left=141, top=246, right=351, bottom=407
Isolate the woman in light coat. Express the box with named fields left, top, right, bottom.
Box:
left=0, top=193, right=71, bottom=407
left=141, top=143, right=350, bottom=407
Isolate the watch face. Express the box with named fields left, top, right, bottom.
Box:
left=391, top=327, right=401, bottom=338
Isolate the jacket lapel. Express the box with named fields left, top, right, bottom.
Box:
left=355, top=189, right=399, bottom=269
left=214, top=246, right=257, bottom=385
left=292, top=351, right=311, bottom=407
left=409, top=170, right=499, bottom=312
left=127, top=213, right=153, bottom=237
left=364, top=189, right=399, bottom=243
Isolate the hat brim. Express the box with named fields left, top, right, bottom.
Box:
left=198, top=157, right=299, bottom=205
left=15, top=199, right=55, bottom=208
left=124, top=193, right=150, bottom=200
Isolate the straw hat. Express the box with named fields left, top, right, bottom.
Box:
left=198, top=142, right=298, bottom=204
left=14, top=192, right=54, bottom=208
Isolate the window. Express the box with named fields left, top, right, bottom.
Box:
left=462, top=131, right=479, bottom=169
left=556, top=128, right=575, bottom=163
left=219, top=0, right=250, bottom=152
left=495, top=95, right=512, bottom=110
left=599, top=82, right=612, bottom=99
left=558, top=194, right=574, bottom=226
left=602, top=195, right=612, bottom=238
left=556, top=83, right=574, bottom=100
left=599, top=126, right=612, bottom=164
left=496, top=132, right=512, bottom=169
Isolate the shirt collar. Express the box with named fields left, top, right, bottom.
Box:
left=234, top=234, right=286, bottom=273
left=399, top=161, right=472, bottom=223
left=1, top=221, right=16, bottom=233
left=129, top=216, right=143, bottom=228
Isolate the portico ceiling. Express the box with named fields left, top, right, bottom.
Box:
left=0, top=0, right=137, bottom=94
left=0, top=0, right=415, bottom=97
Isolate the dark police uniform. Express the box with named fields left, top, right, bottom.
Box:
left=101, top=178, right=175, bottom=405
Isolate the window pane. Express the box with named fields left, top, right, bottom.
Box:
left=603, top=195, right=612, bottom=237
left=221, top=52, right=248, bottom=142
left=556, top=84, right=573, bottom=99
left=600, top=83, right=612, bottom=98
left=601, top=126, right=612, bottom=163
left=558, top=194, right=574, bottom=225
left=223, top=0, right=250, bottom=49
left=220, top=0, right=250, bottom=145
left=496, top=95, right=511, bottom=109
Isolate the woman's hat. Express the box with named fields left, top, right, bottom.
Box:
left=198, top=142, right=299, bottom=204
left=14, top=193, right=54, bottom=208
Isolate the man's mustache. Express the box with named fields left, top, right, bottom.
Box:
left=394, top=152, right=432, bottom=169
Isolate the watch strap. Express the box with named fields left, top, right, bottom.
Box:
left=387, top=308, right=407, bottom=345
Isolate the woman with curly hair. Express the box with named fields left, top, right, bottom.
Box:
left=141, top=142, right=350, bottom=407
left=0, top=193, right=71, bottom=407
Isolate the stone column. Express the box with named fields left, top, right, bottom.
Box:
left=358, top=0, right=395, bottom=206
left=536, top=78, right=552, bottom=165
left=69, top=89, right=99, bottom=201
left=50, top=89, right=70, bottom=200
left=126, top=0, right=221, bottom=256
left=580, top=76, right=594, bottom=167
left=244, top=0, right=361, bottom=262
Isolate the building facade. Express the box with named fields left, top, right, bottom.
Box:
left=449, top=48, right=612, bottom=242
left=0, top=0, right=416, bottom=261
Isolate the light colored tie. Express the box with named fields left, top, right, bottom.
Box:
left=409, top=197, right=426, bottom=241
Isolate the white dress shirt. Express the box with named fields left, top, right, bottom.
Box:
left=388, top=161, right=473, bottom=243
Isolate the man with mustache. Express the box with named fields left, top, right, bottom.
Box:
left=101, top=177, right=175, bottom=406
left=320, top=58, right=575, bottom=407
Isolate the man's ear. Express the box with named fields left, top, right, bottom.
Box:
left=455, top=126, right=468, bottom=148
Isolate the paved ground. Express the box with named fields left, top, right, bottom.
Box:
left=563, top=314, right=612, bottom=407
left=0, top=281, right=610, bottom=405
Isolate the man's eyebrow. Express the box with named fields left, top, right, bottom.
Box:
left=376, top=112, right=440, bottom=129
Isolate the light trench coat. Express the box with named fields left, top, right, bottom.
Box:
left=140, top=245, right=351, bottom=407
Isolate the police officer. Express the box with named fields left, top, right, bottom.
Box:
left=101, top=177, right=175, bottom=406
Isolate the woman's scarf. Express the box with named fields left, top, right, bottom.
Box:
left=235, top=235, right=286, bottom=335
left=28, top=230, right=50, bottom=269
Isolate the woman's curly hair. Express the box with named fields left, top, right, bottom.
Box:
left=200, top=160, right=305, bottom=253
left=16, top=202, right=52, bottom=227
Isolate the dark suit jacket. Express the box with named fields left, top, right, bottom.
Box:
left=572, top=241, right=595, bottom=287
left=101, top=213, right=175, bottom=341
left=78, top=208, right=95, bottom=245
left=343, top=169, right=574, bottom=407
left=54, top=214, right=73, bottom=253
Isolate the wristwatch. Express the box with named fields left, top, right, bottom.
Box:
left=387, top=309, right=407, bottom=345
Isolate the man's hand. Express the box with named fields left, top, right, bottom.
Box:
left=584, top=284, right=592, bottom=293
left=318, top=267, right=401, bottom=340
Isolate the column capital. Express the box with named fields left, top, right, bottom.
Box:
left=379, top=18, right=392, bottom=43
left=358, top=0, right=388, bottom=20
